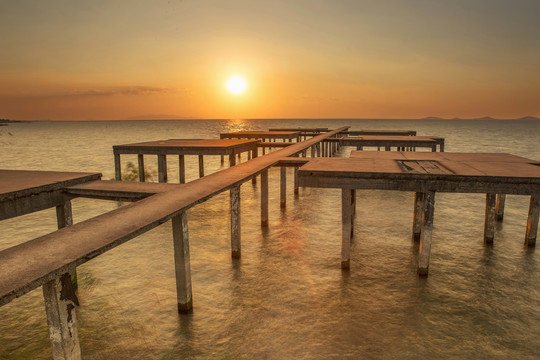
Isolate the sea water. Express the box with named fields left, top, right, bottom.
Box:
left=0, top=119, right=539, bottom=359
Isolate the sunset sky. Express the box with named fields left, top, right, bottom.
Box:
left=1, top=0, right=539, bottom=120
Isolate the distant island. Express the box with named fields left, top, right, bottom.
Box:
left=421, top=116, right=540, bottom=121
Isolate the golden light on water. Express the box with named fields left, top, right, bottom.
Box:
left=226, top=75, right=247, bottom=95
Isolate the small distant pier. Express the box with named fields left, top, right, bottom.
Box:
left=113, top=138, right=258, bottom=183
left=1, top=125, right=539, bottom=359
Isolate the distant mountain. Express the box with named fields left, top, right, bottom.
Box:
left=421, top=116, right=444, bottom=120
left=125, top=114, right=187, bottom=120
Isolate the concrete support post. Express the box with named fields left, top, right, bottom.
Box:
left=484, top=193, right=497, bottom=244
left=114, top=152, right=121, bottom=180
left=251, top=149, right=258, bottom=184
left=43, top=273, right=81, bottom=360
left=341, top=188, right=353, bottom=269
left=172, top=212, right=193, bottom=313
left=229, top=153, right=236, bottom=167
left=525, top=195, right=539, bottom=247
left=230, top=185, right=241, bottom=258
left=198, top=155, right=204, bottom=178
left=496, top=194, right=506, bottom=221
left=179, top=155, right=186, bottom=184
left=412, top=192, right=425, bottom=241
left=157, top=154, right=167, bottom=183
left=138, top=154, right=145, bottom=182
left=294, top=167, right=299, bottom=195
left=418, top=191, right=435, bottom=276
left=56, top=201, right=77, bottom=290
left=261, top=170, right=269, bottom=226
left=280, top=167, right=286, bottom=208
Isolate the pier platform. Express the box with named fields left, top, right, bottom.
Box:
left=0, top=170, right=101, bottom=220
left=340, top=135, right=444, bottom=152
left=113, top=139, right=258, bottom=183
left=298, top=152, right=540, bottom=273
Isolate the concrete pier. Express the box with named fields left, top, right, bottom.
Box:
left=340, top=135, right=445, bottom=152
left=113, top=139, right=258, bottom=182
left=298, top=152, right=540, bottom=274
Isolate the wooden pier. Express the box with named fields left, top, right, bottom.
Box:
left=297, top=152, right=540, bottom=273
left=113, top=139, right=258, bottom=183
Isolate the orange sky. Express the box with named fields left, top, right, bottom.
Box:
left=1, top=0, right=539, bottom=120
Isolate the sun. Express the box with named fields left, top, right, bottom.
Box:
left=226, top=75, right=247, bottom=95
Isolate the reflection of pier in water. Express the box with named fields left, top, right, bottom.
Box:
left=1, top=126, right=539, bottom=358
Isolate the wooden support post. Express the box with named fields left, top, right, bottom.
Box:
left=294, top=167, right=299, bottom=194
left=198, top=155, right=204, bottom=178
left=229, top=153, right=236, bottom=167
left=412, top=192, right=425, bottom=241
left=341, top=188, right=353, bottom=269
left=56, top=201, right=78, bottom=290
left=280, top=167, right=286, bottom=208
left=525, top=195, right=539, bottom=247
left=221, top=155, right=224, bottom=164
left=496, top=194, right=506, bottom=221
left=431, top=145, right=437, bottom=152
left=417, top=191, right=435, bottom=276
left=137, top=154, right=145, bottom=182
left=114, top=152, right=121, bottom=180
left=172, top=212, right=193, bottom=313
left=43, top=273, right=81, bottom=360
left=157, top=154, right=167, bottom=183
left=440, top=141, right=445, bottom=152
left=317, top=143, right=321, bottom=157
left=179, top=155, right=185, bottom=184
left=230, top=185, right=241, bottom=258
left=484, top=193, right=497, bottom=244
left=385, top=146, right=391, bottom=151
left=247, top=151, right=251, bottom=160
left=261, top=170, right=269, bottom=226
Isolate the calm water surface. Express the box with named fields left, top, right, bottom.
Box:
left=0, top=119, right=539, bottom=359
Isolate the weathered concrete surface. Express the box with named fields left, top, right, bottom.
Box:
left=42, top=273, right=81, bottom=360
left=0, top=170, right=102, bottom=221
left=0, top=127, right=349, bottom=306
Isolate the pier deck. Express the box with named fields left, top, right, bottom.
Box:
left=298, top=152, right=540, bottom=273
left=346, top=130, right=416, bottom=136
left=113, top=138, right=258, bottom=183
left=340, top=135, right=444, bottom=151
left=220, top=130, right=300, bottom=141
left=0, top=170, right=102, bottom=221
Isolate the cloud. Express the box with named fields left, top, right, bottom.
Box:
left=71, top=86, right=186, bottom=97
